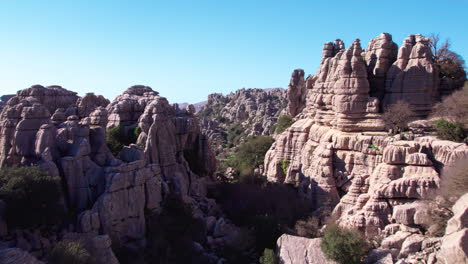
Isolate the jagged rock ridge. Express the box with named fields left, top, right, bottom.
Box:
left=197, top=87, right=287, bottom=155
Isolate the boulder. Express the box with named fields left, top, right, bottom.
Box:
left=277, top=234, right=336, bottom=264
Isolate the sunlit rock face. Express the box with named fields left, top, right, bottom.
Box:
left=265, top=33, right=468, bottom=238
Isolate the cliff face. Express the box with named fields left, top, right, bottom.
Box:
left=265, top=33, right=468, bottom=262
left=0, top=85, right=228, bottom=263
left=197, top=88, right=287, bottom=155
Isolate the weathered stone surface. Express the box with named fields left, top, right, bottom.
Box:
left=437, top=194, right=468, bottom=264
left=288, top=69, right=307, bottom=117
left=0, top=248, right=43, bottom=264
left=365, top=33, right=398, bottom=101
left=383, top=34, right=439, bottom=117
left=277, top=234, right=336, bottom=264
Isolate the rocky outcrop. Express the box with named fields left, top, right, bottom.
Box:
left=0, top=85, right=220, bottom=263
left=365, top=33, right=398, bottom=101
left=382, top=34, right=439, bottom=117
left=265, top=32, right=468, bottom=263
left=288, top=69, right=307, bottom=117
left=197, top=88, right=287, bottom=155
left=438, top=193, right=468, bottom=264
left=277, top=234, right=336, bottom=264
left=304, top=38, right=385, bottom=132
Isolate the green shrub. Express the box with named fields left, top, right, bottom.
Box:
left=320, top=225, right=368, bottom=264
left=226, top=123, right=246, bottom=148
left=278, top=160, right=289, bottom=175
left=0, top=167, right=65, bottom=228
left=270, top=115, right=293, bottom=134
left=106, top=125, right=141, bottom=156
left=259, top=248, right=277, bottom=264
left=433, top=120, right=466, bottom=142
left=48, top=241, right=92, bottom=264
left=226, top=136, right=274, bottom=179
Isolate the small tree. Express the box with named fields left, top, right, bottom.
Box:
left=259, top=248, right=278, bottom=264
left=429, top=33, right=466, bottom=82
left=320, top=225, right=368, bottom=264
left=382, top=100, right=414, bottom=134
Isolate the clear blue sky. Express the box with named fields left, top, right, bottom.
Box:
left=1, top=0, right=467, bottom=103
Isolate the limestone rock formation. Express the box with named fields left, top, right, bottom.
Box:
left=0, top=85, right=223, bottom=263
left=197, top=88, right=287, bottom=155
left=383, top=34, right=439, bottom=117
left=277, top=234, right=336, bottom=264
left=365, top=33, right=398, bottom=101
left=438, top=193, right=468, bottom=264
left=287, top=69, right=307, bottom=117
left=265, top=32, right=468, bottom=263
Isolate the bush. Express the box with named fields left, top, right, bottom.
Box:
left=259, top=248, right=277, bottom=264
left=320, top=225, right=368, bottom=264
left=0, top=167, right=65, bottom=228
left=48, top=241, right=92, bottom=264
left=432, top=86, right=468, bottom=126
left=106, top=125, right=141, bottom=156
left=433, top=120, right=466, bottom=142
left=226, top=136, right=274, bottom=179
left=382, top=100, right=414, bottom=134
left=270, top=115, right=293, bottom=134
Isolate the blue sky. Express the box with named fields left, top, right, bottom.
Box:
left=1, top=0, right=467, bottom=103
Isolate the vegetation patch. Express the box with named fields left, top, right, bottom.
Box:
left=223, top=136, right=274, bottom=181
left=320, top=225, right=369, bottom=264
left=0, top=166, right=65, bottom=228
left=48, top=241, right=92, bottom=264
left=278, top=160, right=289, bottom=175
left=106, top=125, right=141, bottom=156
left=433, top=120, right=466, bottom=142
left=270, top=115, right=293, bottom=134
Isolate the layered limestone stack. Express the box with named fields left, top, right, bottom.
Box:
left=383, top=34, right=439, bottom=117
left=365, top=33, right=398, bottom=101
left=287, top=69, right=307, bottom=117
left=304, top=38, right=384, bottom=131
